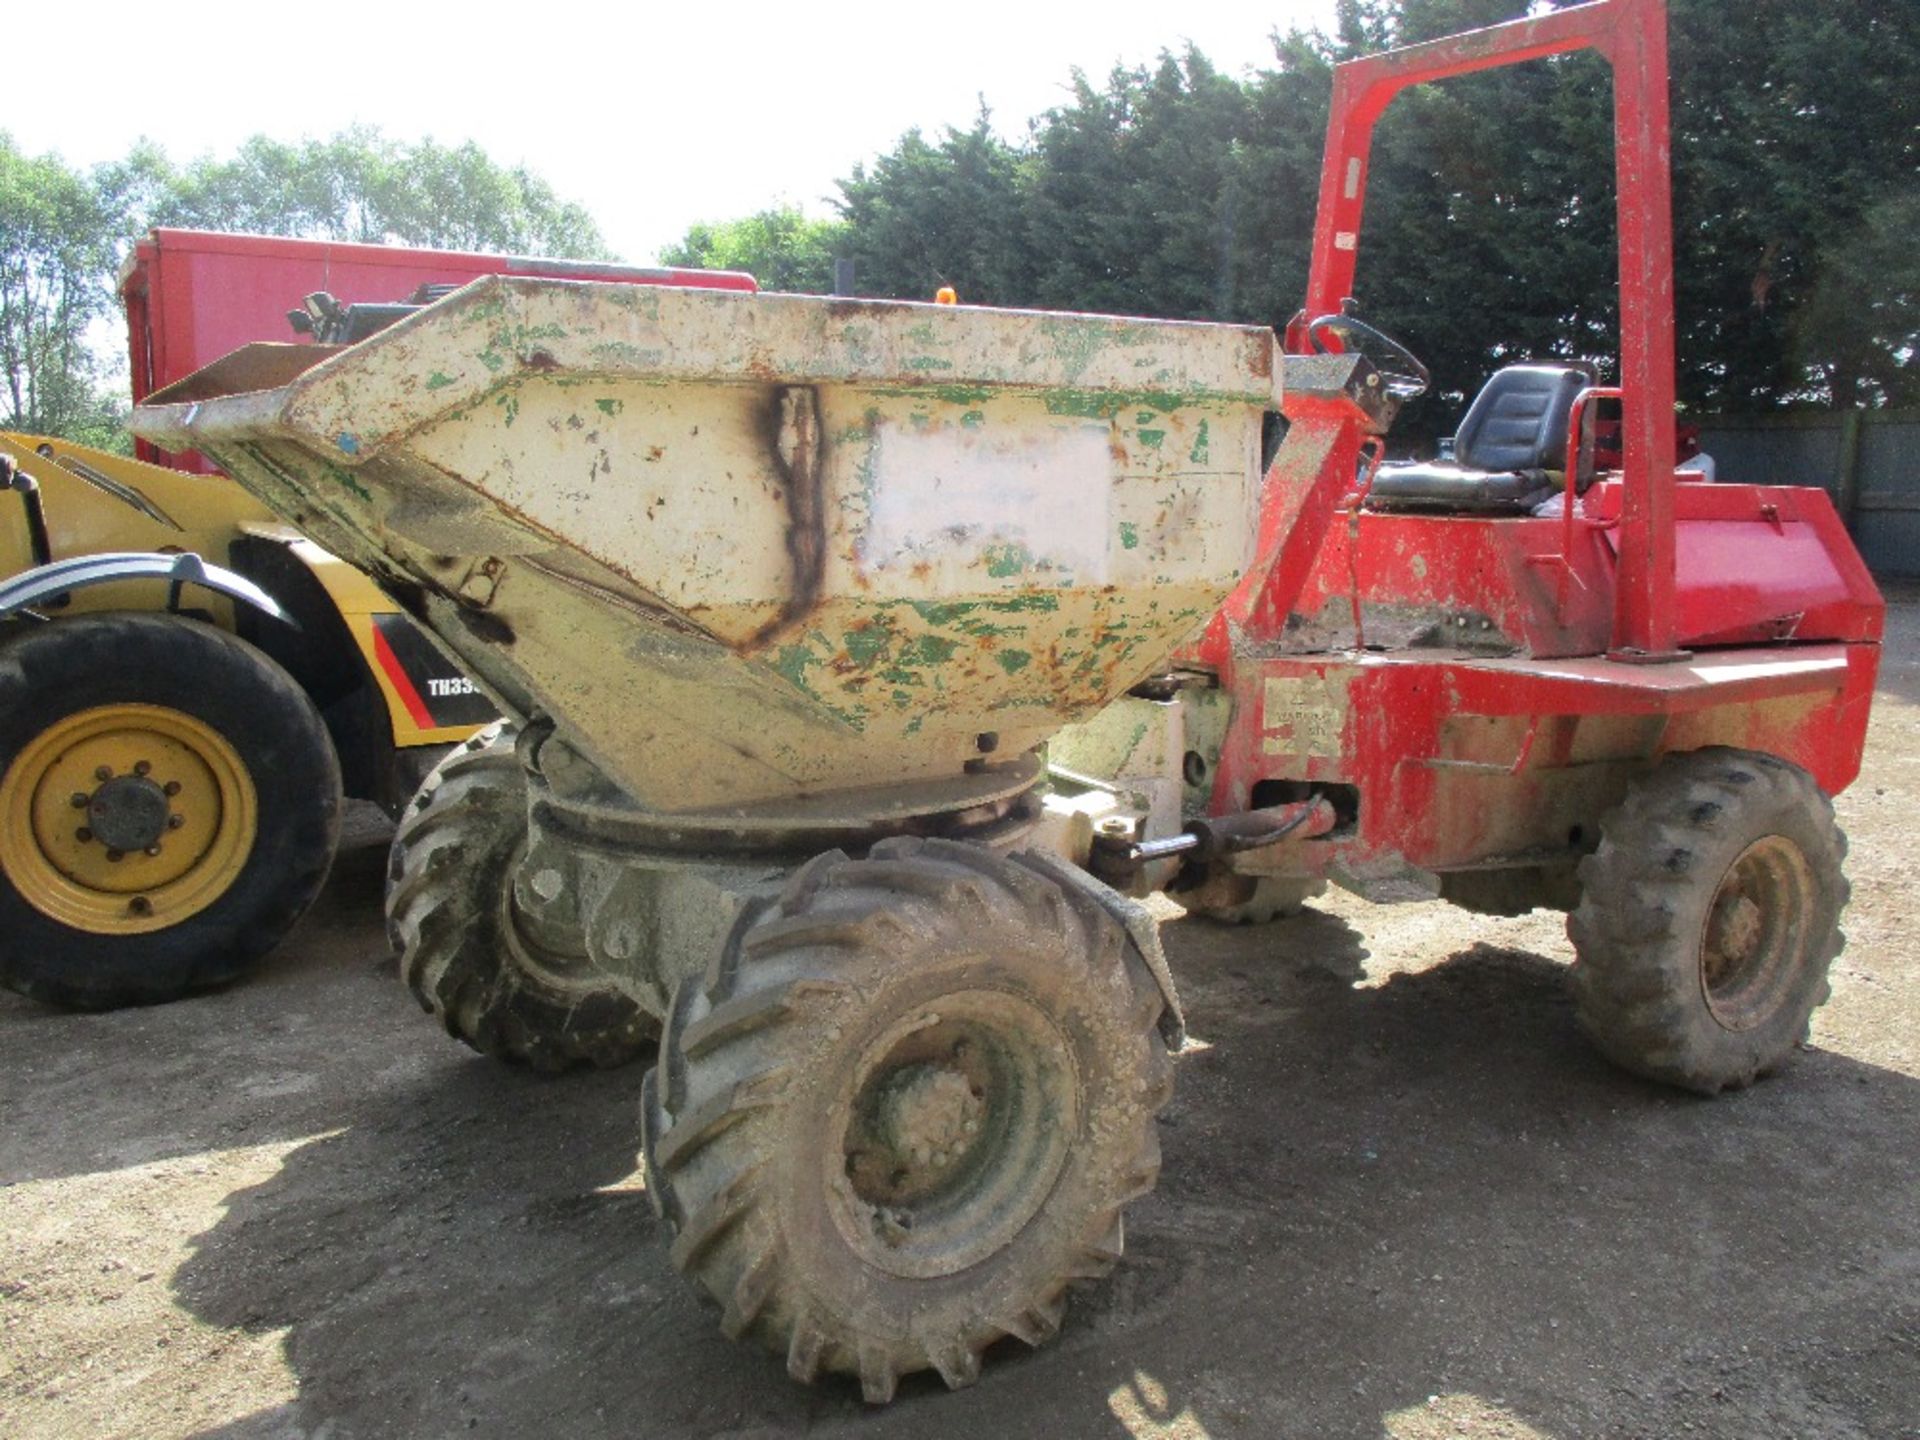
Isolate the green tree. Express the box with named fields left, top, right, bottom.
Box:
left=1024, top=49, right=1255, bottom=320
left=3, top=128, right=612, bottom=448
left=1667, top=0, right=1920, bottom=409
left=0, top=134, right=123, bottom=438
left=661, top=207, right=848, bottom=292
left=834, top=109, right=1035, bottom=304
left=113, top=127, right=609, bottom=258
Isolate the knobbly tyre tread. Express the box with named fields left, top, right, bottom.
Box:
left=386, top=723, right=655, bottom=1072
left=643, top=835, right=1173, bottom=1404
left=0, top=613, right=340, bottom=1009
left=1179, top=874, right=1328, bottom=925
left=1567, top=747, right=1849, bottom=1095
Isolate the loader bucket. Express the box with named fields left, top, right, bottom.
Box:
left=134, top=277, right=1278, bottom=812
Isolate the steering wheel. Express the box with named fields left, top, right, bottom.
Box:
left=1306, top=309, right=1431, bottom=400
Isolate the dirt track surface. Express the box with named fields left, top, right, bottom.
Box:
left=6, top=598, right=1918, bottom=1440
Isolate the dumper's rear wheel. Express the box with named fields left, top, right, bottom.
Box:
left=1568, top=747, right=1848, bottom=1095
left=643, top=836, right=1172, bottom=1403
left=387, top=724, right=655, bottom=1071
left=0, top=613, right=340, bottom=1009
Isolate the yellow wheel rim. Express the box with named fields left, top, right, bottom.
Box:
left=0, top=704, right=258, bottom=935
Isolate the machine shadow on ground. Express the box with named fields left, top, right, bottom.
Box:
left=0, top=821, right=400, bottom=1189
left=154, top=873, right=1919, bottom=1440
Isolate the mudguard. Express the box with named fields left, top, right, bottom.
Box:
left=0, top=551, right=289, bottom=623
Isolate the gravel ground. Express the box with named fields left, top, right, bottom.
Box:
left=4, top=596, right=1916, bottom=1440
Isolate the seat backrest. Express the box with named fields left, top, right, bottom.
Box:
left=1453, top=364, right=1590, bottom=474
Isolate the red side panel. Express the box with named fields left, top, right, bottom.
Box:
left=1586, top=480, right=1883, bottom=648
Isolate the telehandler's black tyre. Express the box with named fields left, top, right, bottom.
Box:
left=0, top=613, right=340, bottom=1009
left=1178, top=874, right=1327, bottom=925
left=1567, top=747, right=1848, bottom=1095
left=386, top=724, right=655, bottom=1072
left=643, top=836, right=1173, bottom=1403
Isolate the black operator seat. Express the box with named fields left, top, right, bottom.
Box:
left=1368, top=364, right=1591, bottom=514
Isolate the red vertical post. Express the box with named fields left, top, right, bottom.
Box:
left=1606, top=0, right=1682, bottom=657
left=1292, top=70, right=1388, bottom=347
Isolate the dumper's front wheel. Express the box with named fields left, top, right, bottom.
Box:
left=1568, top=747, right=1848, bottom=1095
left=387, top=724, right=655, bottom=1071
left=643, top=836, right=1173, bottom=1403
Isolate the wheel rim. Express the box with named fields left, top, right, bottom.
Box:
left=0, top=704, right=258, bottom=935
left=1698, top=834, right=1814, bottom=1032
left=829, top=990, right=1079, bottom=1281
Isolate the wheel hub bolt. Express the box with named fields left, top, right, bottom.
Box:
left=69, top=792, right=89, bottom=809
left=167, top=815, right=185, bottom=830
left=75, top=827, right=93, bottom=843
left=133, top=760, right=152, bottom=776
left=162, top=781, right=182, bottom=797
left=128, top=896, right=152, bottom=916
left=144, top=845, right=163, bottom=857
left=94, top=765, right=113, bottom=781
left=106, top=848, right=125, bottom=862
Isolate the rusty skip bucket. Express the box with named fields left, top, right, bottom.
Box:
left=133, top=277, right=1279, bottom=813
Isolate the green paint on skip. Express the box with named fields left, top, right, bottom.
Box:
left=595, top=397, right=624, bottom=417
left=905, top=593, right=1060, bottom=625
left=1138, top=429, right=1166, bottom=450
left=960, top=410, right=986, bottom=429
left=772, top=644, right=819, bottom=695
left=1119, top=522, right=1140, bottom=550
left=983, top=543, right=1031, bottom=578
left=882, top=384, right=999, bottom=407
left=1041, top=389, right=1197, bottom=420
left=900, top=634, right=958, bottom=666
left=323, top=463, right=372, bottom=503
left=843, top=627, right=891, bottom=667
left=904, top=355, right=955, bottom=372
left=1189, top=419, right=1211, bottom=464
left=994, top=649, right=1033, bottom=675
left=425, top=371, right=456, bottom=391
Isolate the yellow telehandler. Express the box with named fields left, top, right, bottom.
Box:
left=0, top=432, right=490, bottom=1007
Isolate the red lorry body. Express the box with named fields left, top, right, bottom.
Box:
left=120, top=228, right=756, bottom=471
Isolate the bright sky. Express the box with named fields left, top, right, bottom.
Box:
left=11, top=1, right=1336, bottom=264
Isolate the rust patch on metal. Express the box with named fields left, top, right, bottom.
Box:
left=745, top=385, right=828, bottom=650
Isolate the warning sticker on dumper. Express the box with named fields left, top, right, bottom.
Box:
left=1261, top=675, right=1345, bottom=759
